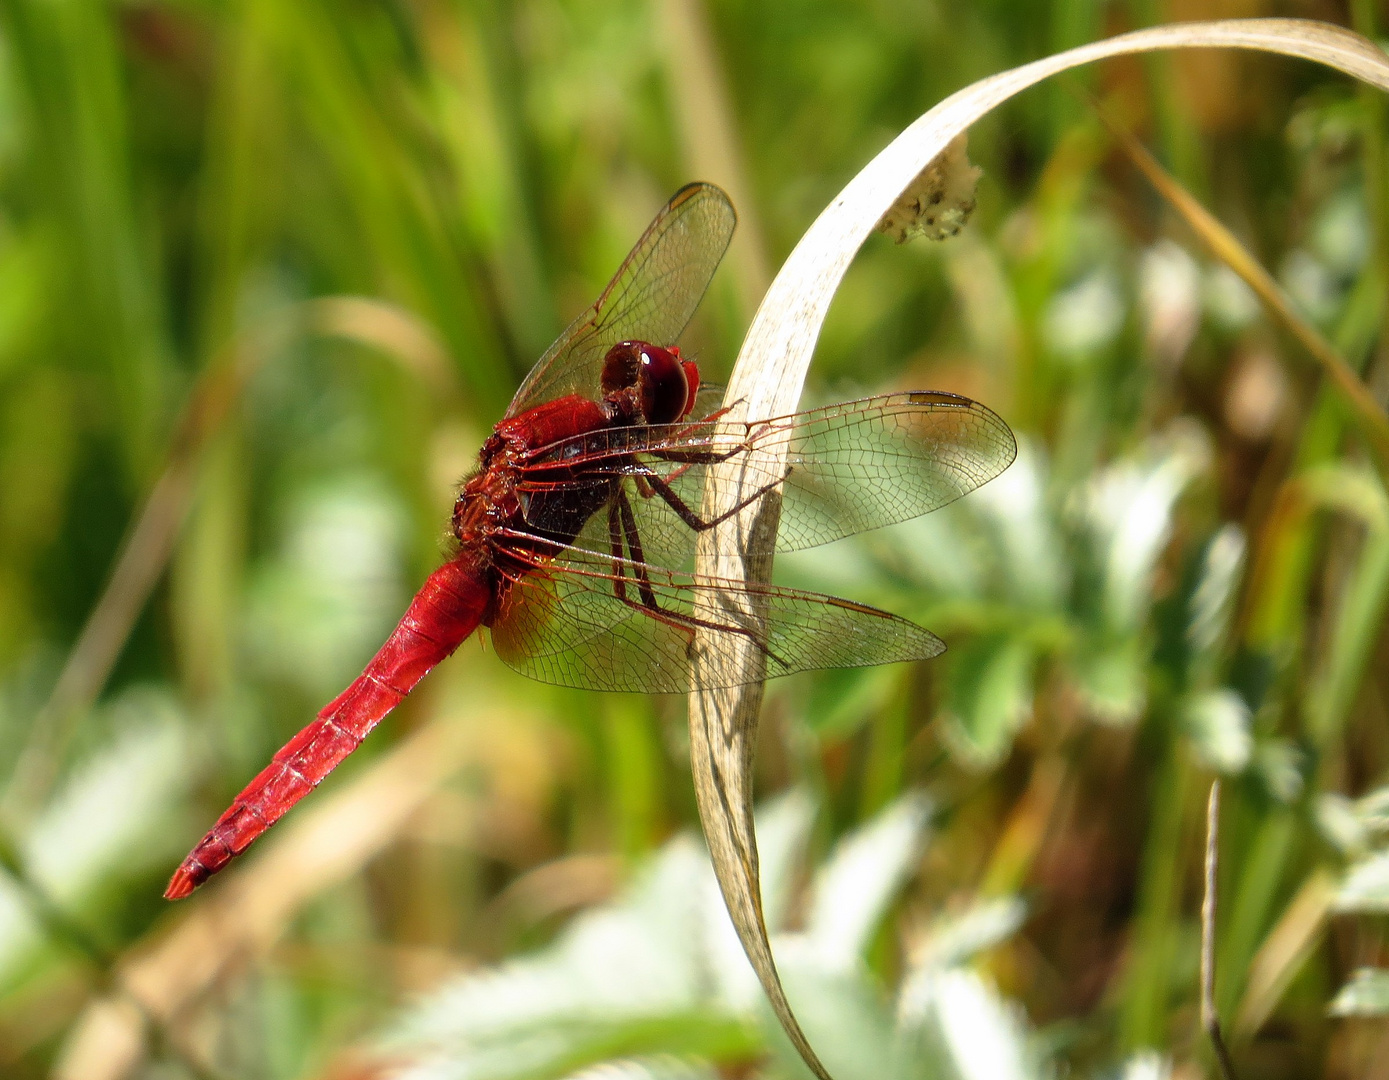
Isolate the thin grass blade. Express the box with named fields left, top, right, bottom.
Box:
left=688, top=19, right=1389, bottom=1078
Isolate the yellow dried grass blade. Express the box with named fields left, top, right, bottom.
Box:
left=688, top=20, right=1389, bottom=1080
left=1096, top=103, right=1389, bottom=470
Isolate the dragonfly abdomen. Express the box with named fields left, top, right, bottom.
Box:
left=164, top=554, right=491, bottom=899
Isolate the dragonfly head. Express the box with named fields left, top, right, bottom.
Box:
left=601, top=341, right=699, bottom=424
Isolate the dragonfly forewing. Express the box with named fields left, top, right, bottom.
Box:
left=515, top=391, right=1017, bottom=570
left=505, top=184, right=736, bottom=418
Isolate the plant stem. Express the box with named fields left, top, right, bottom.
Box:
left=1202, top=780, right=1238, bottom=1080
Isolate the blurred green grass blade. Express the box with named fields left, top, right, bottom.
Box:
left=1244, top=464, right=1389, bottom=750
left=1214, top=810, right=1296, bottom=1022
left=428, top=1, right=558, bottom=362
left=1233, top=869, right=1335, bottom=1041
left=168, top=431, right=243, bottom=701
left=174, top=0, right=281, bottom=706
left=1306, top=530, right=1389, bottom=748
left=1120, top=739, right=1192, bottom=1051
left=279, top=0, right=513, bottom=412
left=602, top=698, right=663, bottom=862
left=195, top=0, right=286, bottom=347
left=1, top=0, right=171, bottom=480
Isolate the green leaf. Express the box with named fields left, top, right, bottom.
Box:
left=801, top=665, right=903, bottom=739
left=1071, top=637, right=1146, bottom=726
left=1182, top=688, right=1252, bottom=774
left=383, top=839, right=756, bottom=1078
left=1253, top=740, right=1306, bottom=805
left=1355, top=786, right=1389, bottom=834
left=1305, top=529, right=1389, bottom=748
left=803, top=794, right=931, bottom=972
left=1328, top=967, right=1389, bottom=1017
left=760, top=968, right=895, bottom=1080
left=1315, top=794, right=1367, bottom=857
left=1079, top=438, right=1203, bottom=636
left=914, top=896, right=1028, bottom=972
left=562, top=1058, right=719, bottom=1080
left=1185, top=525, right=1246, bottom=666
left=1334, top=852, right=1389, bottom=913
left=944, top=634, right=1037, bottom=766
left=0, top=692, right=188, bottom=988
left=895, top=969, right=1041, bottom=1080
left=967, top=441, right=1067, bottom=612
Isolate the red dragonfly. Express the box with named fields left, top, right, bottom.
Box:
left=166, top=183, right=1015, bottom=900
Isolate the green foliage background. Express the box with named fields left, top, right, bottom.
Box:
left=0, top=0, right=1387, bottom=1077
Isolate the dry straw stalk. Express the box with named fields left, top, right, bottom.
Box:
left=688, top=19, right=1389, bottom=1079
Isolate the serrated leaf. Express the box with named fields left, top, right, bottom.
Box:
left=1080, top=441, right=1203, bottom=636
left=895, top=969, right=1039, bottom=1080
left=387, top=840, right=715, bottom=1057
left=804, top=794, right=931, bottom=973
left=386, top=796, right=819, bottom=1076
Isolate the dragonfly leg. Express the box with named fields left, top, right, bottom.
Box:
left=632, top=464, right=783, bottom=533
left=635, top=456, right=696, bottom=490
left=616, top=492, right=661, bottom=610
left=607, top=502, right=632, bottom=604
left=612, top=489, right=787, bottom=670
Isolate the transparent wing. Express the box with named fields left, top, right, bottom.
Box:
left=505, top=184, right=736, bottom=418
left=686, top=381, right=727, bottom=422
left=488, top=535, right=943, bottom=693
left=513, top=391, right=1017, bottom=568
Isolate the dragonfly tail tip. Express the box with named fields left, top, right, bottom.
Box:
left=163, top=866, right=198, bottom=901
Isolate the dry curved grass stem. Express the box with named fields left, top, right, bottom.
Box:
left=688, top=19, right=1389, bottom=1079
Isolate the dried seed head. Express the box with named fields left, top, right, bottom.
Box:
left=876, top=132, right=982, bottom=243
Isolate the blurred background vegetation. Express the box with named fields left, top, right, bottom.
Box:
left=0, top=0, right=1387, bottom=1077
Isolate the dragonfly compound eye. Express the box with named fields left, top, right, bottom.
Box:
left=637, top=344, right=690, bottom=424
